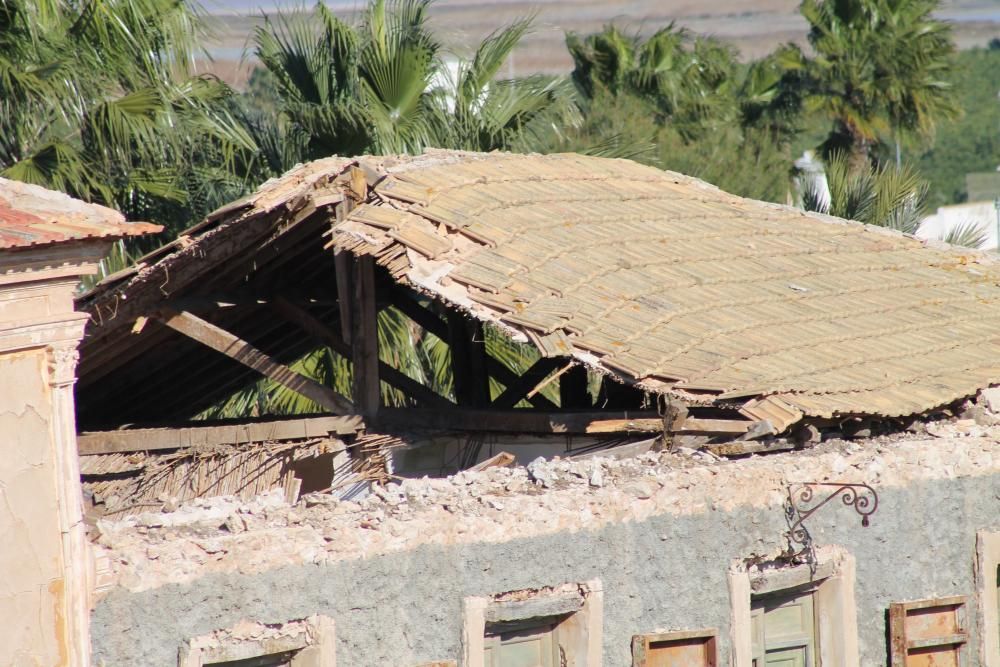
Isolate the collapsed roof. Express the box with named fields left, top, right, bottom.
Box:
left=77, top=150, right=1000, bottom=432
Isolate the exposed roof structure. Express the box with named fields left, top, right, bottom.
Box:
left=333, top=151, right=1000, bottom=423
left=77, top=150, right=1000, bottom=432
left=0, top=177, right=161, bottom=249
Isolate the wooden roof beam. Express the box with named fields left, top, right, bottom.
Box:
left=387, top=285, right=558, bottom=410
left=491, top=356, right=565, bottom=409
left=271, top=297, right=455, bottom=409
left=78, top=414, right=363, bottom=455
left=158, top=308, right=354, bottom=415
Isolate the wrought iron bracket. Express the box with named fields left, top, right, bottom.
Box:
left=784, top=482, right=879, bottom=572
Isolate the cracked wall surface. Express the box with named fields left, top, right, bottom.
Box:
left=0, top=350, right=65, bottom=666
left=91, top=432, right=999, bottom=666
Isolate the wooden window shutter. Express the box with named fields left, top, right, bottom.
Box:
left=888, top=596, right=969, bottom=667
left=631, top=629, right=718, bottom=667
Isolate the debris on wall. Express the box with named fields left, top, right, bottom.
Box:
left=92, top=422, right=999, bottom=594
left=81, top=433, right=400, bottom=519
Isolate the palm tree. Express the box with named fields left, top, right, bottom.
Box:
left=197, top=0, right=577, bottom=419
left=566, top=23, right=737, bottom=138
left=0, top=0, right=256, bottom=234
left=253, top=0, right=575, bottom=158
left=800, top=0, right=958, bottom=167
left=737, top=44, right=807, bottom=147
left=801, top=152, right=928, bottom=233
left=448, top=18, right=579, bottom=152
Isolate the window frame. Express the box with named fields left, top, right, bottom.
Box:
left=483, top=619, right=562, bottom=667
left=977, top=530, right=1000, bottom=667
left=728, top=546, right=859, bottom=667
left=888, top=595, right=969, bottom=667
left=177, top=616, right=335, bottom=667
left=462, top=580, right=603, bottom=667
left=631, top=628, right=719, bottom=667
left=751, top=585, right=819, bottom=667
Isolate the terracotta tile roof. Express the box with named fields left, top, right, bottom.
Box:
left=330, top=151, right=1000, bottom=422
left=0, top=178, right=161, bottom=249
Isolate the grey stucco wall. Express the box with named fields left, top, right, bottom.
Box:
left=91, top=473, right=1000, bottom=666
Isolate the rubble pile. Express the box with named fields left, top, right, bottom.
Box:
left=93, top=423, right=999, bottom=593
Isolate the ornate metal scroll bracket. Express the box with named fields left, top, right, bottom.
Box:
left=784, top=482, right=879, bottom=573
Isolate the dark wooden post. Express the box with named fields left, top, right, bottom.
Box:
left=350, top=254, right=380, bottom=418
left=559, top=364, right=591, bottom=409
left=447, top=312, right=490, bottom=407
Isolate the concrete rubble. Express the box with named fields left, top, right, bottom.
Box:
left=93, top=420, right=999, bottom=595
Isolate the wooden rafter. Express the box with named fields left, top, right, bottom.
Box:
left=373, top=408, right=663, bottom=434
left=448, top=312, right=490, bottom=407
left=271, top=297, right=454, bottom=409
left=491, top=356, right=564, bottom=409
left=560, top=364, right=591, bottom=409
left=387, top=286, right=558, bottom=410
left=158, top=308, right=354, bottom=415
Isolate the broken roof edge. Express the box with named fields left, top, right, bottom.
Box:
left=76, top=156, right=361, bottom=311
left=331, top=151, right=1000, bottom=426
left=0, top=177, right=162, bottom=250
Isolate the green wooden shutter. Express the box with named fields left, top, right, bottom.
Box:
left=484, top=622, right=559, bottom=667
left=750, top=590, right=817, bottom=667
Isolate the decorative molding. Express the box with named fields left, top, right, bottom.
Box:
left=47, top=344, right=80, bottom=387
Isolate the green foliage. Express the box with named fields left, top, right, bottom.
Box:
left=558, top=26, right=800, bottom=204
left=658, top=127, right=794, bottom=204
left=802, top=152, right=928, bottom=232
left=0, top=0, right=258, bottom=236
left=253, top=1, right=577, bottom=158
left=941, top=220, right=989, bottom=249
left=913, top=48, right=1000, bottom=207
left=800, top=0, right=958, bottom=163
left=566, top=24, right=738, bottom=140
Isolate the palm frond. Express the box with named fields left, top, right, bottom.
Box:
left=803, top=151, right=928, bottom=233
left=941, top=220, right=989, bottom=250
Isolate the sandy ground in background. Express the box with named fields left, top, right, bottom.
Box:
left=198, top=0, right=1000, bottom=87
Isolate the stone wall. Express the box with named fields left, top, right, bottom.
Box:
left=91, top=428, right=1000, bottom=666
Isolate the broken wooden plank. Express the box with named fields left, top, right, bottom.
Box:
left=158, top=308, right=354, bottom=415
left=706, top=439, right=795, bottom=457
left=78, top=415, right=363, bottom=455
left=467, top=451, right=516, bottom=472
left=584, top=418, right=663, bottom=433
left=675, top=418, right=754, bottom=434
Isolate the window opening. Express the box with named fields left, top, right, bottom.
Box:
left=751, top=587, right=818, bottom=667
left=631, top=629, right=718, bottom=666
left=484, top=617, right=566, bottom=667
left=205, top=652, right=297, bottom=667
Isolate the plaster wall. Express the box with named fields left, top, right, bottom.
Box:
left=0, top=243, right=110, bottom=666
left=0, top=350, right=66, bottom=666
left=91, top=450, right=1000, bottom=666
